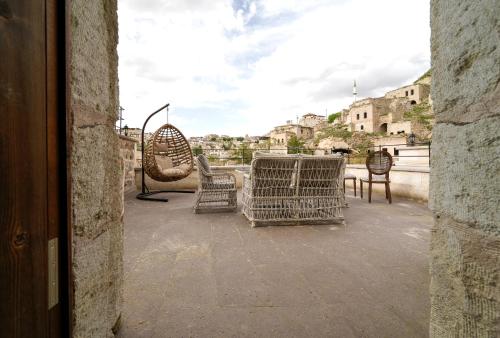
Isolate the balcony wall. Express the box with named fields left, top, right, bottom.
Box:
left=135, top=164, right=430, bottom=202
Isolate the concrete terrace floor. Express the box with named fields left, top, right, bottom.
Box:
left=118, top=190, right=432, bottom=338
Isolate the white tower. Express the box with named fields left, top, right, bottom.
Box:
left=352, top=80, right=357, bottom=102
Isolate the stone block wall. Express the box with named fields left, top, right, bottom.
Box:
left=429, top=0, right=499, bottom=336
left=119, top=135, right=138, bottom=191
left=70, top=0, right=123, bottom=337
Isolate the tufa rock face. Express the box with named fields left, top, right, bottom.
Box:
left=429, top=0, right=499, bottom=337
left=70, top=0, right=123, bottom=337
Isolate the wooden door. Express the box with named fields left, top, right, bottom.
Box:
left=0, top=0, right=70, bottom=337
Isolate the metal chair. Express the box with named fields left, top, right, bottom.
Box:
left=359, top=151, right=393, bottom=203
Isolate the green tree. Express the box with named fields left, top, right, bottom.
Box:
left=207, top=154, right=218, bottom=163
left=287, top=135, right=305, bottom=154
left=192, top=145, right=203, bottom=156
left=327, top=112, right=341, bottom=124
left=235, top=136, right=244, bottom=142
left=222, top=142, right=233, bottom=151
left=232, top=143, right=253, bottom=164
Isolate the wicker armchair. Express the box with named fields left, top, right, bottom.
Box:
left=359, top=150, right=393, bottom=203
left=242, top=154, right=345, bottom=227
left=194, top=155, right=237, bottom=213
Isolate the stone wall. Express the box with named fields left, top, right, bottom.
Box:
left=429, top=1, right=499, bottom=336
left=70, top=0, right=122, bottom=337
left=119, top=135, right=138, bottom=191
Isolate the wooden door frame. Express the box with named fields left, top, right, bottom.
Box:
left=62, top=0, right=73, bottom=336
left=0, top=0, right=72, bottom=336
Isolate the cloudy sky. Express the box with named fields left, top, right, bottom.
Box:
left=118, top=0, right=430, bottom=137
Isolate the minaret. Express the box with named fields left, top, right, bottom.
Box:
left=353, top=80, right=357, bottom=103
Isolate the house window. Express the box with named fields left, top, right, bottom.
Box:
left=356, top=113, right=360, bottom=120
left=410, top=89, right=414, bottom=95
left=405, top=91, right=408, bottom=96
left=363, top=112, right=367, bottom=118
left=360, top=125, right=364, bottom=130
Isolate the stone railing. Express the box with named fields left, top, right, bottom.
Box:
left=134, top=163, right=430, bottom=202
left=345, top=164, right=429, bottom=201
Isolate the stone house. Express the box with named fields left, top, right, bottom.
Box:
left=270, top=122, right=314, bottom=145
left=385, top=83, right=430, bottom=105
left=339, top=81, right=429, bottom=134
left=299, top=113, right=326, bottom=128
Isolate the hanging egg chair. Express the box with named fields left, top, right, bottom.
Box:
left=143, top=123, right=194, bottom=182
left=137, top=103, right=195, bottom=202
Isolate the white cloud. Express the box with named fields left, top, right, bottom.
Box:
left=118, top=0, right=430, bottom=136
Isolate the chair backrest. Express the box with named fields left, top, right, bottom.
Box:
left=250, top=155, right=344, bottom=195
left=196, top=154, right=212, bottom=174
left=366, top=150, right=393, bottom=176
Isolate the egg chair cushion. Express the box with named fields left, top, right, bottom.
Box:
left=155, top=155, right=173, bottom=170
left=161, top=164, right=191, bottom=177
left=155, top=143, right=169, bottom=153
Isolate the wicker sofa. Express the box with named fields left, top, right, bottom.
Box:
left=242, top=154, right=345, bottom=227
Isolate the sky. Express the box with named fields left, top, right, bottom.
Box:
left=117, top=0, right=430, bottom=137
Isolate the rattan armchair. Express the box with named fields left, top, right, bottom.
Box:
left=359, top=150, right=393, bottom=203
left=194, top=155, right=237, bottom=213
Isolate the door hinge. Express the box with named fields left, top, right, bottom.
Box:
left=48, top=237, right=59, bottom=309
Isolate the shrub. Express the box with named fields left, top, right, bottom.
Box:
left=327, top=112, right=342, bottom=124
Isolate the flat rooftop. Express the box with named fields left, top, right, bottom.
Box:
left=118, top=190, right=432, bottom=337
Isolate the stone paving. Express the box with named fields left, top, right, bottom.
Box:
left=118, top=190, right=432, bottom=337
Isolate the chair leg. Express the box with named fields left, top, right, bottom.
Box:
left=353, top=178, right=357, bottom=197
left=343, top=179, right=346, bottom=195
left=386, top=182, right=392, bottom=204
left=360, top=180, right=363, bottom=199
left=368, top=181, right=372, bottom=203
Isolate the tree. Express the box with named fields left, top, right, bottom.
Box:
left=287, top=135, right=305, bottom=154
left=207, top=154, right=218, bottom=163
left=192, top=145, right=203, bottom=156
left=235, top=136, right=244, bottom=142
left=327, top=112, right=342, bottom=124
left=232, top=143, right=253, bottom=164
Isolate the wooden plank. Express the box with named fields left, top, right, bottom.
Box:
left=47, top=0, right=65, bottom=336
left=0, top=0, right=49, bottom=336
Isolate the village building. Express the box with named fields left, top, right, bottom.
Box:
left=337, top=80, right=431, bottom=135
left=269, top=120, right=314, bottom=145
left=299, top=113, right=326, bottom=128
left=384, top=83, right=430, bottom=105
